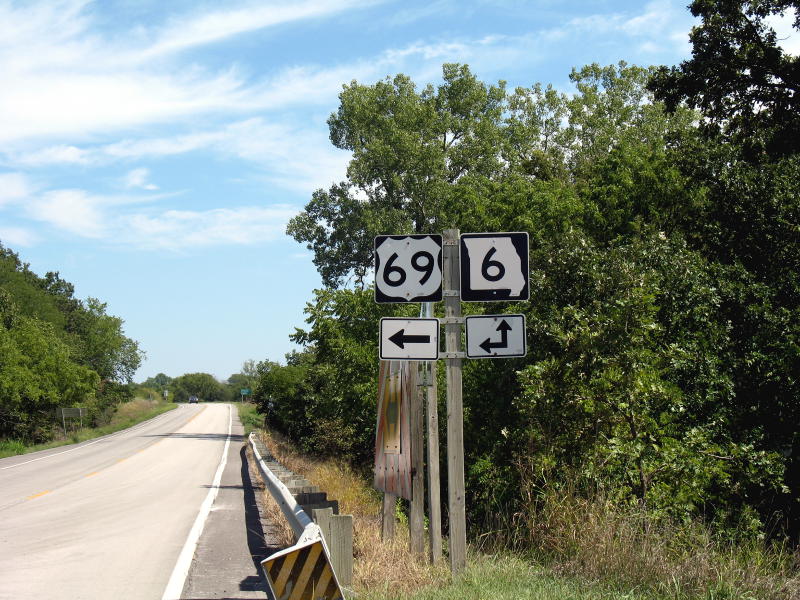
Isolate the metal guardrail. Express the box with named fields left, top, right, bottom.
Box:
left=249, top=431, right=316, bottom=539
left=248, top=432, right=346, bottom=599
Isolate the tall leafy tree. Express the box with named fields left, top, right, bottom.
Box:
left=0, top=291, right=99, bottom=442
left=170, top=372, right=227, bottom=403
left=288, top=64, right=507, bottom=287
left=649, top=0, right=800, bottom=159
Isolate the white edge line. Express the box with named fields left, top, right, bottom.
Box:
left=0, top=405, right=186, bottom=471
left=161, top=404, right=233, bottom=600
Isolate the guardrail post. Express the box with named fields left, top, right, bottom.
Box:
left=315, top=508, right=354, bottom=588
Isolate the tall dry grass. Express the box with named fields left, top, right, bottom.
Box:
left=509, top=485, right=800, bottom=600
left=257, top=429, right=449, bottom=596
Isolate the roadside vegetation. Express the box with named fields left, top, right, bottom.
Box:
left=0, top=390, right=176, bottom=459
left=258, top=425, right=800, bottom=599
left=237, top=401, right=263, bottom=435
left=246, top=2, right=800, bottom=599
left=0, top=248, right=144, bottom=451
left=139, top=363, right=260, bottom=405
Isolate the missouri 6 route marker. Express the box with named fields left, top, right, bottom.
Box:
left=380, top=318, right=439, bottom=360
left=459, top=232, right=529, bottom=302
left=375, top=235, right=443, bottom=303
left=465, top=315, right=527, bottom=358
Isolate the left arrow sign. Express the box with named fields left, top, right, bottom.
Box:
left=389, top=329, right=432, bottom=349
left=380, top=318, right=439, bottom=360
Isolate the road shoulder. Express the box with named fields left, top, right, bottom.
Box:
left=181, top=407, right=285, bottom=600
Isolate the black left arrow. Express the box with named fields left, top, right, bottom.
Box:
left=389, top=329, right=431, bottom=349
left=479, top=319, right=512, bottom=353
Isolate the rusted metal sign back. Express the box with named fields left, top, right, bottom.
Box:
left=373, top=360, right=412, bottom=500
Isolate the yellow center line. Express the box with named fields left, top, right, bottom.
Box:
left=117, top=457, right=127, bottom=463
left=184, top=405, right=207, bottom=426
left=84, top=471, right=100, bottom=478
left=27, top=490, right=51, bottom=500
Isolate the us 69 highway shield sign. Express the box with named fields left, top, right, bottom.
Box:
left=374, top=235, right=442, bottom=303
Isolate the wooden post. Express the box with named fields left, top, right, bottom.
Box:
left=313, top=508, right=354, bottom=587
left=408, top=360, right=425, bottom=557
left=443, top=228, right=466, bottom=573
left=423, top=302, right=443, bottom=564
left=381, top=493, right=396, bottom=541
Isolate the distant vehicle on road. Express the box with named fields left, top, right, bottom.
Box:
left=188, top=396, right=198, bottom=404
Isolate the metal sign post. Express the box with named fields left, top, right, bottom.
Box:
left=57, top=407, right=85, bottom=436
left=443, top=228, right=466, bottom=573
left=408, top=359, right=425, bottom=557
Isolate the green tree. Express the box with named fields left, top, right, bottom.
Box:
left=141, top=373, right=172, bottom=392
left=279, top=59, right=800, bottom=535
left=170, top=372, right=226, bottom=403
left=649, top=0, right=800, bottom=159
left=69, top=298, right=142, bottom=384
left=288, top=64, right=507, bottom=287
left=0, top=293, right=98, bottom=442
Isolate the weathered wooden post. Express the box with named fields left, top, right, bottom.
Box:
left=443, top=228, right=466, bottom=573
left=423, top=301, right=443, bottom=564
left=408, top=360, right=425, bottom=557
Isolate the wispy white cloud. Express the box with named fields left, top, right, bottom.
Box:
left=9, top=145, right=91, bottom=167
left=0, top=226, right=38, bottom=247
left=123, top=168, right=159, bottom=191
left=139, top=0, right=381, bottom=60
left=124, top=205, right=297, bottom=250
left=0, top=0, right=381, bottom=148
left=386, top=0, right=455, bottom=26
left=25, top=189, right=110, bottom=238
left=567, top=0, right=693, bottom=54
left=8, top=118, right=350, bottom=194
left=0, top=172, right=36, bottom=206
left=3, top=172, right=297, bottom=250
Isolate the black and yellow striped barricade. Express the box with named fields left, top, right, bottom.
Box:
left=262, top=536, right=344, bottom=600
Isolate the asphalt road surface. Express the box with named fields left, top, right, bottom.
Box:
left=0, top=403, right=274, bottom=600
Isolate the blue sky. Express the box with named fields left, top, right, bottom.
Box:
left=0, top=0, right=722, bottom=382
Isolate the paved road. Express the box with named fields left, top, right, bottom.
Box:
left=0, top=403, right=259, bottom=600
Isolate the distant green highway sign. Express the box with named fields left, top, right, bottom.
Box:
left=240, top=388, right=251, bottom=395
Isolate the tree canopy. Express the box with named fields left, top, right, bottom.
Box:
left=272, top=49, right=800, bottom=540
left=649, top=0, right=800, bottom=159
left=0, top=243, right=143, bottom=442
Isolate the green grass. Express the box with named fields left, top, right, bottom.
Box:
left=0, top=397, right=177, bottom=459
left=237, top=401, right=263, bottom=435
left=358, top=554, right=651, bottom=600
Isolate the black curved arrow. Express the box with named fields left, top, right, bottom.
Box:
left=389, top=329, right=431, bottom=349
left=479, top=319, right=512, bottom=353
